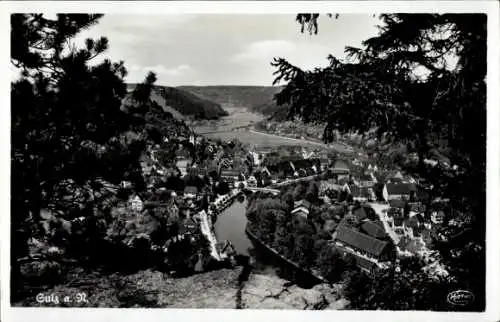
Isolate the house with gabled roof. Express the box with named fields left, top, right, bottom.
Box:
left=344, top=184, right=376, bottom=203
left=176, top=159, right=190, bottom=177
left=331, top=160, right=350, bottom=180
left=334, top=225, right=391, bottom=272
left=188, top=166, right=207, bottom=177
left=391, top=213, right=405, bottom=233
left=387, top=176, right=404, bottom=184
left=403, top=215, right=421, bottom=238
left=386, top=206, right=403, bottom=219
left=389, top=199, right=407, bottom=209
left=382, top=183, right=417, bottom=202
left=292, top=199, right=311, bottom=219
left=318, top=157, right=330, bottom=171
left=336, top=248, right=380, bottom=271
left=260, top=166, right=272, bottom=178
left=361, top=221, right=388, bottom=240
left=184, top=217, right=198, bottom=234
left=184, top=186, right=199, bottom=199
left=358, top=172, right=378, bottom=188
left=352, top=207, right=368, bottom=222
left=128, top=194, right=144, bottom=212
left=407, top=202, right=426, bottom=216
left=247, top=175, right=258, bottom=187
left=220, top=168, right=241, bottom=180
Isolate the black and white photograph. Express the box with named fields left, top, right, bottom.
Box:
left=2, top=1, right=499, bottom=321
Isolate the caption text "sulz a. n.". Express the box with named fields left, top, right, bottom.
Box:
left=36, top=292, right=88, bottom=305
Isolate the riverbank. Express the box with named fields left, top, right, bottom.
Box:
left=14, top=267, right=347, bottom=309
left=245, top=227, right=329, bottom=285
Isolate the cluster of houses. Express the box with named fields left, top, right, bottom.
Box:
left=245, top=151, right=331, bottom=188
left=122, top=136, right=450, bottom=273
left=285, top=156, right=449, bottom=272
left=288, top=196, right=393, bottom=272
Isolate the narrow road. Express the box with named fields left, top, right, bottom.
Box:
left=248, top=129, right=353, bottom=152
left=248, top=130, right=327, bottom=147
left=368, top=203, right=400, bottom=245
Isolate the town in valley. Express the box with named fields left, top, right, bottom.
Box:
left=10, top=12, right=487, bottom=311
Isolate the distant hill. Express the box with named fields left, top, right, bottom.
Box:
left=178, top=86, right=286, bottom=115
left=249, top=97, right=290, bottom=121
left=127, top=84, right=228, bottom=120
left=121, top=88, right=192, bottom=142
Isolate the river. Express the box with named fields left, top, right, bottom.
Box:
left=214, top=199, right=252, bottom=256
left=214, top=196, right=322, bottom=288
left=213, top=197, right=279, bottom=276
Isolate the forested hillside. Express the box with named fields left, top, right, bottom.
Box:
left=128, top=84, right=228, bottom=120
left=179, top=85, right=284, bottom=112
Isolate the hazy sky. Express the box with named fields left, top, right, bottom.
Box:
left=75, top=14, right=382, bottom=86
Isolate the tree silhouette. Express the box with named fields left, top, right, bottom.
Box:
left=271, top=13, right=486, bottom=310
left=11, top=14, right=158, bottom=298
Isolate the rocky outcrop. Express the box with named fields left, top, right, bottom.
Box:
left=240, top=272, right=347, bottom=310
left=15, top=267, right=348, bottom=309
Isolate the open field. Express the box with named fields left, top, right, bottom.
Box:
left=193, top=107, right=351, bottom=152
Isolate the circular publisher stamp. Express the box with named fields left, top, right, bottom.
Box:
left=36, top=292, right=89, bottom=305
left=447, top=290, right=474, bottom=306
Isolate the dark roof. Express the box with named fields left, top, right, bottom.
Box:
left=394, top=216, right=404, bottom=226
left=188, top=167, right=206, bottom=176
left=355, top=255, right=380, bottom=270
left=338, top=178, right=350, bottom=185
left=185, top=217, right=197, bottom=229
left=332, top=160, right=350, bottom=173
left=335, top=225, right=388, bottom=257
left=387, top=207, right=401, bottom=218
left=388, top=177, right=403, bottom=184
left=353, top=207, right=368, bottom=221
left=336, top=248, right=378, bottom=271
left=406, top=239, right=424, bottom=253
left=375, top=173, right=387, bottom=183
left=319, top=158, right=329, bottom=164
left=397, top=236, right=410, bottom=249
left=404, top=216, right=420, bottom=229
left=434, top=210, right=446, bottom=218
left=416, top=188, right=430, bottom=202
left=361, top=221, right=388, bottom=239
left=359, top=174, right=374, bottom=182
left=409, top=202, right=426, bottom=213
left=421, top=227, right=432, bottom=240
left=415, top=213, right=425, bottom=223
left=385, top=183, right=417, bottom=195
left=220, top=169, right=240, bottom=177
left=389, top=199, right=406, bottom=209
left=184, top=186, right=198, bottom=194
left=281, top=155, right=303, bottom=163
left=349, top=185, right=371, bottom=198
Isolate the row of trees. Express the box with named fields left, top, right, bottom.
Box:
left=10, top=14, right=199, bottom=300
left=246, top=182, right=357, bottom=284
